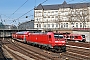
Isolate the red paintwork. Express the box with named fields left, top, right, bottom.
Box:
left=26, top=32, right=65, bottom=48
left=62, top=33, right=86, bottom=42
left=12, top=32, right=16, bottom=39
left=12, top=31, right=29, bottom=40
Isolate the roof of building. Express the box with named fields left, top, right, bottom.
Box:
left=18, top=20, right=34, bottom=26
left=35, top=1, right=90, bottom=10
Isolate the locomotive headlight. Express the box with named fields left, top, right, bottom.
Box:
left=62, top=41, right=65, bottom=43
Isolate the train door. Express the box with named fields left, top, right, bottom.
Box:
left=70, top=36, right=74, bottom=41
left=48, top=35, right=52, bottom=45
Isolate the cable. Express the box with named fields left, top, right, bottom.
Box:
left=7, top=0, right=29, bottom=20
left=80, top=0, right=87, bottom=3
left=41, top=0, right=48, bottom=4
left=13, top=0, right=48, bottom=21
left=12, top=0, right=29, bottom=15
left=15, top=8, right=34, bottom=20
left=67, top=0, right=74, bottom=3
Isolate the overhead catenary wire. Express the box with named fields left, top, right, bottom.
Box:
left=7, top=0, right=29, bottom=21
left=12, top=0, right=29, bottom=15
left=12, top=0, right=79, bottom=22
left=11, top=0, right=89, bottom=24
left=12, top=0, right=48, bottom=21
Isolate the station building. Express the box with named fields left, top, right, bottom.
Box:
left=34, top=1, right=90, bottom=31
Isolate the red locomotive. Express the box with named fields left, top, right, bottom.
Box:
left=12, top=31, right=66, bottom=52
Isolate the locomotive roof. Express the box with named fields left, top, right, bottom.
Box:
left=54, top=32, right=70, bottom=35
left=16, top=31, right=29, bottom=34
left=29, top=32, right=47, bottom=34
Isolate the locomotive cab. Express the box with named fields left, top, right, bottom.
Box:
left=81, top=35, right=86, bottom=42
left=52, top=33, right=66, bottom=52
left=54, top=34, right=65, bottom=45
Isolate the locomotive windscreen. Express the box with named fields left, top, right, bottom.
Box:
left=82, top=35, right=85, bottom=38
left=54, top=34, right=63, bottom=38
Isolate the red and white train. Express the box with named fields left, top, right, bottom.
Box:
left=12, top=31, right=66, bottom=52
left=62, top=32, right=86, bottom=42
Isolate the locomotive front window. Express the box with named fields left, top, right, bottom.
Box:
left=82, top=35, right=85, bottom=38
left=54, top=34, right=63, bottom=38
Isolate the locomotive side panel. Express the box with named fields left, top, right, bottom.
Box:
left=27, top=34, right=49, bottom=45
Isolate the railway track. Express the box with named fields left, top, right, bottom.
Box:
left=2, top=38, right=34, bottom=60
left=59, top=46, right=90, bottom=60
left=2, top=38, right=63, bottom=60
left=1, top=38, right=90, bottom=60
left=64, top=41, right=90, bottom=60
left=0, top=39, right=12, bottom=60
left=3, top=46, right=26, bottom=60
left=66, top=47, right=90, bottom=60
left=11, top=39, right=65, bottom=60
left=67, top=41, right=90, bottom=48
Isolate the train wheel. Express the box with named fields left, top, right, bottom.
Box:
left=51, top=49, right=56, bottom=52
left=47, top=47, right=50, bottom=51
left=45, top=46, right=50, bottom=51
left=38, top=45, right=41, bottom=48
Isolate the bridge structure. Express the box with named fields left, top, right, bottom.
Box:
left=0, top=29, right=42, bottom=38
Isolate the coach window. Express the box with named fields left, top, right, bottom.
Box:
left=70, top=36, right=74, bottom=38
left=72, top=36, right=74, bottom=38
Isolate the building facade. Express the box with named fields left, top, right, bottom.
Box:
left=34, top=1, right=90, bottom=31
